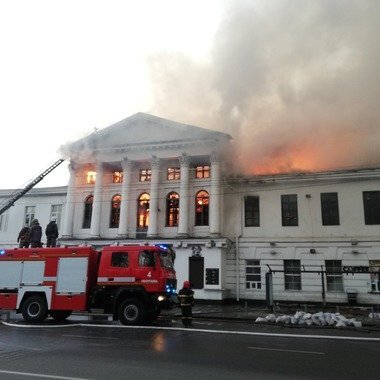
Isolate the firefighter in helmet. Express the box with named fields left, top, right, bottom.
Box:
left=178, top=281, right=194, bottom=328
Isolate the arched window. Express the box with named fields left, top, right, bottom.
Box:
left=166, top=192, right=179, bottom=227
left=137, top=193, right=150, bottom=228
left=109, top=194, right=121, bottom=228
left=82, top=195, right=93, bottom=229
left=195, top=190, right=209, bottom=226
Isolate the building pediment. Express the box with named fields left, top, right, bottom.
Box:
left=62, top=113, right=232, bottom=163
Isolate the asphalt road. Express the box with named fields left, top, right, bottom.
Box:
left=0, top=318, right=379, bottom=380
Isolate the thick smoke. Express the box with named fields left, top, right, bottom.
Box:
left=148, top=0, right=380, bottom=174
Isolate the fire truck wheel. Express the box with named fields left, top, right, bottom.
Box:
left=21, top=295, right=48, bottom=323
left=50, top=310, right=72, bottom=322
left=118, top=298, right=146, bottom=325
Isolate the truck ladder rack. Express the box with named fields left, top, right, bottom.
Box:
left=0, top=158, right=65, bottom=216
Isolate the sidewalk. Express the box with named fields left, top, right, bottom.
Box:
left=162, top=302, right=380, bottom=329
left=2, top=303, right=380, bottom=329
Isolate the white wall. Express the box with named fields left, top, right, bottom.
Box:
left=0, top=188, right=67, bottom=247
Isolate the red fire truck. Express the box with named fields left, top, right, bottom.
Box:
left=0, top=244, right=177, bottom=325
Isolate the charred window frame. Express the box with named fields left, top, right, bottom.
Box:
left=195, top=165, right=210, bottom=179
left=86, top=171, right=96, bottom=184
left=325, top=260, right=343, bottom=292
left=363, top=191, right=380, bottom=225
left=195, top=190, right=209, bottom=226
left=112, top=171, right=123, bottom=183
left=82, top=195, right=93, bottom=229
left=281, top=194, right=298, bottom=226
left=166, top=192, right=179, bottom=227
left=321, top=192, right=340, bottom=225
left=139, top=169, right=151, bottom=182
left=167, top=167, right=180, bottom=180
left=284, top=260, right=301, bottom=290
left=244, top=196, right=260, bottom=227
left=109, top=194, right=121, bottom=228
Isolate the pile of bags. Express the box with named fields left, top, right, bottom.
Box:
left=255, top=311, right=362, bottom=328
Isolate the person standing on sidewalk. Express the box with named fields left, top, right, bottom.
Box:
left=178, top=281, right=194, bottom=328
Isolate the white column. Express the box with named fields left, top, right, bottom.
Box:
left=61, top=162, right=76, bottom=238
left=118, top=158, right=132, bottom=238
left=90, top=162, right=104, bottom=237
left=209, top=152, right=221, bottom=237
left=147, top=156, right=160, bottom=238
left=178, top=153, right=190, bottom=237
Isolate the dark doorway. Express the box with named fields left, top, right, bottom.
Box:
left=189, top=256, right=204, bottom=289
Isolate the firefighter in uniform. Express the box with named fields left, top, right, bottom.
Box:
left=178, top=281, right=194, bottom=328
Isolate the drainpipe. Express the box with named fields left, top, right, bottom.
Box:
left=236, top=234, right=240, bottom=301
left=236, top=194, right=243, bottom=302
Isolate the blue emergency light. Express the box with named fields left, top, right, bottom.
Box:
left=165, top=284, right=176, bottom=294
left=0, top=249, right=5, bottom=255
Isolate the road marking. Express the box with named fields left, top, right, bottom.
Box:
left=62, top=334, right=118, bottom=340
left=0, top=369, right=89, bottom=380
left=248, top=346, right=325, bottom=355
left=1, top=322, right=82, bottom=329
left=2, top=321, right=380, bottom=342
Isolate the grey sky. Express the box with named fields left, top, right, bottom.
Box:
left=1, top=0, right=378, bottom=190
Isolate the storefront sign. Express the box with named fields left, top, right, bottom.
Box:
left=342, top=266, right=369, bottom=273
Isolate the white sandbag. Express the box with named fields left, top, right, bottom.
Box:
left=305, top=319, right=313, bottom=326
left=337, top=315, right=349, bottom=323
left=312, top=317, right=321, bottom=326
left=284, top=316, right=291, bottom=325
left=255, top=317, right=267, bottom=323
left=352, top=320, right=362, bottom=328
left=336, top=320, right=347, bottom=328
left=303, top=313, right=312, bottom=320
left=265, top=314, right=276, bottom=322
left=276, top=315, right=287, bottom=324
left=294, top=311, right=304, bottom=319
left=291, top=316, right=299, bottom=325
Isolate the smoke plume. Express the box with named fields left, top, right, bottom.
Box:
left=148, top=0, right=380, bottom=174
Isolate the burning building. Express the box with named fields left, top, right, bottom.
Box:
left=0, top=112, right=379, bottom=304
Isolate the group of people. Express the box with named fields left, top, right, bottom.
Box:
left=17, top=219, right=59, bottom=248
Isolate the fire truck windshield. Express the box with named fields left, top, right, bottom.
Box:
left=158, top=250, right=174, bottom=270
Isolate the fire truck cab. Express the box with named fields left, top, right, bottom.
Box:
left=0, top=245, right=177, bottom=325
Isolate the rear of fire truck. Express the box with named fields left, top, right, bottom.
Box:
left=0, top=246, right=99, bottom=323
